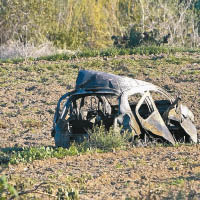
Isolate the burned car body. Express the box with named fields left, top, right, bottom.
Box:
left=52, top=70, right=197, bottom=148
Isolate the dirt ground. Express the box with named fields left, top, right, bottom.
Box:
left=0, top=53, right=200, bottom=199
left=2, top=145, right=200, bottom=199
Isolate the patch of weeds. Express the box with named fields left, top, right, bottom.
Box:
left=164, top=189, right=189, bottom=200
left=110, top=59, right=131, bottom=71
left=9, top=146, right=54, bottom=164
left=12, top=58, right=25, bottom=64
left=47, top=65, right=56, bottom=71
left=0, top=174, right=80, bottom=200
left=125, top=197, right=135, bottom=200
left=100, top=48, right=120, bottom=57
left=11, top=128, right=19, bottom=134
left=168, top=161, right=178, bottom=170
left=21, top=65, right=35, bottom=72
left=136, top=158, right=147, bottom=165
left=43, top=183, right=54, bottom=195
left=165, top=56, right=183, bottom=65
left=174, top=143, right=184, bottom=148
left=118, top=48, right=130, bottom=55
left=115, top=163, right=124, bottom=169
left=135, top=46, right=173, bottom=55
left=15, top=101, right=23, bottom=107
left=170, top=178, right=185, bottom=186
left=0, top=47, right=199, bottom=64
left=191, top=59, right=200, bottom=64
left=127, top=161, right=135, bottom=168
left=182, top=48, right=200, bottom=53
left=36, top=53, right=74, bottom=61
left=0, top=67, right=8, bottom=75
left=80, top=126, right=129, bottom=152
left=0, top=175, right=18, bottom=199
left=0, top=58, right=25, bottom=64
left=67, top=174, right=92, bottom=191
left=53, top=145, right=79, bottom=158
left=69, top=64, right=80, bottom=69
left=56, top=187, right=79, bottom=200
left=77, top=48, right=100, bottom=57
left=8, top=145, right=80, bottom=164
left=180, top=69, right=200, bottom=75
left=22, top=119, right=41, bottom=128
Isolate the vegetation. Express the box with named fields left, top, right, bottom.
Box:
left=0, top=0, right=200, bottom=58
left=0, top=49, right=199, bottom=198
left=0, top=126, right=130, bottom=165
left=0, top=174, right=79, bottom=199
left=0, top=146, right=78, bottom=165
left=0, top=5, right=199, bottom=195
left=0, top=45, right=199, bottom=64
left=0, top=124, right=196, bottom=166
left=79, top=126, right=130, bottom=152
left=0, top=175, right=18, bottom=199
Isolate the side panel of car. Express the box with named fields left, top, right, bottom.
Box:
left=135, top=92, right=175, bottom=144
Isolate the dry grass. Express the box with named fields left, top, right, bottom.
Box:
left=0, top=41, right=77, bottom=60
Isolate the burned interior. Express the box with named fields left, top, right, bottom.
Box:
left=51, top=70, right=197, bottom=148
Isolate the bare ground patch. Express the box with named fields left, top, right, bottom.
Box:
left=0, top=53, right=200, bottom=199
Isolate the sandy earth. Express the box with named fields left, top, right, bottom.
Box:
left=0, top=53, right=200, bottom=199
left=2, top=146, right=200, bottom=199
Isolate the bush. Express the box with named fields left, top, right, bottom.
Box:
left=81, top=126, right=129, bottom=152
left=1, top=0, right=199, bottom=49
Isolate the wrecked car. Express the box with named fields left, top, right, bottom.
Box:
left=51, top=70, right=197, bottom=148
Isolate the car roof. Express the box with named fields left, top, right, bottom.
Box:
left=75, top=69, right=158, bottom=95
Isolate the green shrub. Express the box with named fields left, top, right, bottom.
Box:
left=0, top=126, right=131, bottom=165
left=9, top=146, right=80, bottom=164
left=81, top=126, right=129, bottom=152
left=0, top=127, right=129, bottom=165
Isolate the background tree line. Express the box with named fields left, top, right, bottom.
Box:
left=0, top=0, right=200, bottom=49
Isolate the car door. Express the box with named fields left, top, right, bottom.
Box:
left=135, top=91, right=175, bottom=144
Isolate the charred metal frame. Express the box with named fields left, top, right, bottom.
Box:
left=52, top=70, right=197, bottom=148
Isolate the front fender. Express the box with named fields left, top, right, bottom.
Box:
left=54, top=119, right=70, bottom=148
